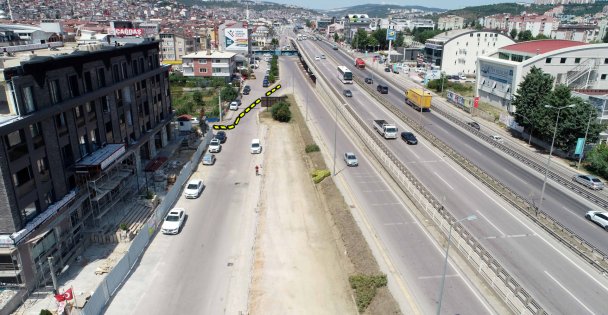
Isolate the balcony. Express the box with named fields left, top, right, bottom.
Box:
left=183, top=63, right=193, bottom=68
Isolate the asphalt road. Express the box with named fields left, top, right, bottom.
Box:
left=298, top=38, right=608, bottom=314
left=281, top=56, right=494, bottom=314
left=104, top=66, right=269, bottom=314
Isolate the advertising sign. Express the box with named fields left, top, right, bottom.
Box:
left=474, top=97, right=480, bottom=108
left=575, top=138, right=585, bottom=155
left=114, top=28, right=143, bottom=37
left=225, top=28, right=248, bottom=51
left=386, top=29, right=396, bottom=41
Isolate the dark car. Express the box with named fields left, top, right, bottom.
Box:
left=343, top=89, right=352, bottom=97
left=365, top=77, right=373, bottom=84
left=400, top=132, right=418, bottom=145
left=377, top=85, right=388, bottom=94
left=215, top=131, right=227, bottom=143
left=263, top=80, right=269, bottom=87
left=243, top=85, right=251, bottom=95
left=384, top=67, right=391, bottom=72
left=467, top=121, right=481, bottom=131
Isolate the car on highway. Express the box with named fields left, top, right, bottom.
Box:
left=585, top=210, right=608, bottom=231
left=343, top=89, right=352, bottom=97
left=208, top=138, right=222, bottom=153
left=467, top=121, right=481, bottom=131
left=251, top=138, right=262, bottom=154
left=315, top=56, right=320, bottom=61
left=400, top=131, right=418, bottom=145
left=215, top=131, right=227, bottom=143
left=343, top=152, right=358, bottom=167
left=184, top=179, right=204, bottom=199
left=573, top=174, right=604, bottom=190
left=202, top=153, right=216, bottom=165
left=364, top=77, right=373, bottom=84
left=377, top=85, right=388, bottom=94
left=490, top=135, right=504, bottom=143
left=161, top=208, right=185, bottom=235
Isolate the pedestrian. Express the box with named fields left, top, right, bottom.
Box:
left=255, top=165, right=259, bottom=176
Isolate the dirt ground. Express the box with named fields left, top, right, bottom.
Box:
left=248, top=98, right=401, bottom=315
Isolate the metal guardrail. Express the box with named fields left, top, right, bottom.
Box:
left=295, top=40, right=546, bottom=315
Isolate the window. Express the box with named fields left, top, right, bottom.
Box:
left=55, top=112, right=66, bottom=128
left=132, top=62, right=138, bottom=75
left=575, top=58, right=581, bottom=64
left=112, top=64, right=120, bottom=81
left=85, top=101, right=95, bottom=113
left=36, top=158, right=48, bottom=175
left=122, top=62, right=128, bottom=79
left=199, top=59, right=207, bottom=64
left=199, top=68, right=207, bottom=73
left=602, top=74, right=607, bottom=80
left=49, top=79, right=61, bottom=104
left=61, top=144, right=74, bottom=166
left=97, top=68, right=106, bottom=87
left=84, top=71, right=93, bottom=92
left=21, top=201, right=38, bottom=224
left=101, top=96, right=110, bottom=112
left=79, top=134, right=89, bottom=156
left=605, top=58, right=608, bottom=64
left=74, top=105, right=82, bottom=118
left=68, top=75, right=80, bottom=97
left=546, top=58, right=551, bottom=64
left=29, top=123, right=42, bottom=138
left=12, top=166, right=33, bottom=187
left=22, top=86, right=36, bottom=113
left=139, top=58, right=144, bottom=73
left=43, top=189, right=55, bottom=206
left=560, top=58, right=566, bottom=64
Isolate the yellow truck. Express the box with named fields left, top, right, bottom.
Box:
left=405, top=88, right=432, bottom=111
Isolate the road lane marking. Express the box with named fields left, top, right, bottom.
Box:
left=362, top=189, right=390, bottom=193
left=544, top=271, right=596, bottom=315
left=371, top=202, right=402, bottom=207
left=475, top=210, right=506, bottom=237
left=433, top=172, right=454, bottom=190
left=418, top=274, right=459, bottom=280
left=383, top=222, right=404, bottom=226
left=485, top=233, right=536, bottom=240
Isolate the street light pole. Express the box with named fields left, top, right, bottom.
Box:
left=332, top=103, right=340, bottom=176
left=538, top=104, right=576, bottom=211
left=577, top=111, right=596, bottom=169
left=436, top=214, right=477, bottom=315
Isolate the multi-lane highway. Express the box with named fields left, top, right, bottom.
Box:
left=297, top=37, right=608, bottom=314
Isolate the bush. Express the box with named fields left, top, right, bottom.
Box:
left=305, top=144, right=320, bottom=153
left=585, top=143, right=608, bottom=178
left=268, top=73, right=276, bottom=83
left=311, top=169, right=331, bottom=183
left=40, top=310, right=53, bottom=315
left=271, top=101, right=291, bottom=122
left=119, top=223, right=128, bottom=231
left=349, top=274, right=388, bottom=312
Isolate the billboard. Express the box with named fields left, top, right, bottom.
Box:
left=225, top=28, right=248, bottom=51
left=386, top=29, right=396, bottom=41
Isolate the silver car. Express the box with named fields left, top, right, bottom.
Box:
left=344, top=152, right=358, bottom=167
left=202, top=153, right=216, bottom=165
left=573, top=174, right=603, bottom=190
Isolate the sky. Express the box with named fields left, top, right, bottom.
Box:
left=271, top=0, right=524, bottom=11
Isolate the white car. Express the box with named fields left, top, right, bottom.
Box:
left=344, top=152, right=358, bottom=167
left=585, top=210, right=608, bottom=231
left=251, top=138, right=262, bottom=154
left=315, top=56, right=320, bottom=61
left=229, top=101, right=239, bottom=111
left=202, top=153, right=216, bottom=165
left=208, top=138, right=222, bottom=153
left=161, top=208, right=185, bottom=235
left=184, top=179, right=204, bottom=199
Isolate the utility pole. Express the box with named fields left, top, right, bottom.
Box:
left=47, top=256, right=58, bottom=293
left=219, top=93, right=222, bottom=122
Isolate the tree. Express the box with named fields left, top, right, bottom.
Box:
left=511, top=66, right=554, bottom=139
left=395, top=31, right=405, bottom=47
left=367, top=36, right=379, bottom=51
left=535, top=33, right=549, bottom=40
left=271, top=101, right=291, bottom=122
left=220, top=86, right=237, bottom=101
left=270, top=38, right=279, bottom=48
left=371, top=28, right=388, bottom=50
left=585, top=143, right=608, bottom=178
left=517, top=30, right=533, bottom=41
left=510, top=28, right=518, bottom=39
left=351, top=29, right=368, bottom=50
left=334, top=32, right=340, bottom=42
left=192, top=91, right=203, bottom=104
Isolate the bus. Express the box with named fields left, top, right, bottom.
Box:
left=337, top=66, right=353, bottom=84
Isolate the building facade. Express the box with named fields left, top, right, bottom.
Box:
left=343, top=14, right=372, bottom=43
left=159, top=33, right=195, bottom=64
left=438, top=15, right=465, bottom=30
left=182, top=51, right=236, bottom=81
left=424, top=29, right=515, bottom=75
left=551, top=24, right=600, bottom=43
left=0, top=41, right=173, bottom=293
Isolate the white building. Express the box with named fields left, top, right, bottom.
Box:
left=438, top=15, right=465, bottom=30
left=508, top=14, right=556, bottom=37
left=476, top=40, right=608, bottom=112
left=404, top=19, right=435, bottom=31
left=424, top=29, right=515, bottom=76
left=551, top=24, right=600, bottom=43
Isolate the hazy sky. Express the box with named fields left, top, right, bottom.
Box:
left=272, top=0, right=523, bottom=10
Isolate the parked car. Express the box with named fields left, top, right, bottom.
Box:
left=202, top=153, right=216, bottom=165
left=343, top=89, right=352, bottom=97
left=184, top=179, right=204, bottom=199
left=161, top=208, right=185, bottom=235
left=263, top=80, right=269, bottom=87
left=400, top=131, right=418, bottom=145
left=585, top=210, right=608, bottom=231
left=215, top=131, right=227, bottom=143
left=229, top=101, right=239, bottom=110
left=208, top=138, right=222, bottom=153
left=467, top=121, right=480, bottom=131
left=251, top=138, right=262, bottom=154
left=377, top=85, right=388, bottom=94
left=384, top=67, right=391, bottom=72
left=365, top=77, right=373, bottom=84
left=344, top=152, right=358, bottom=167
left=573, top=174, right=604, bottom=190
left=243, top=85, right=251, bottom=95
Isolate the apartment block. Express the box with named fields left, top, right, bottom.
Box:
left=0, top=40, right=173, bottom=293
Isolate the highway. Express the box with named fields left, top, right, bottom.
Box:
left=281, top=56, right=494, bottom=314
left=297, top=37, right=608, bottom=314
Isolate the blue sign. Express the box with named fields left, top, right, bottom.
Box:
left=575, top=138, right=585, bottom=155
left=386, top=29, right=396, bottom=41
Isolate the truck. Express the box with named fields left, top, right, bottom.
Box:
left=355, top=58, right=366, bottom=69
left=405, top=88, right=432, bottom=111
left=373, top=120, right=398, bottom=139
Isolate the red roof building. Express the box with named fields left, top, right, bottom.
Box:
left=499, top=40, right=587, bottom=56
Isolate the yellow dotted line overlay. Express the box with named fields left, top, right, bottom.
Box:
left=212, top=84, right=282, bottom=130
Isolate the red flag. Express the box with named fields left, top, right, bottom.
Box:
left=62, top=288, right=74, bottom=301
left=54, top=293, right=65, bottom=302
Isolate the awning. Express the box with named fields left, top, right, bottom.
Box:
left=76, top=144, right=126, bottom=171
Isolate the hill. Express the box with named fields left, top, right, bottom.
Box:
left=323, top=4, right=445, bottom=18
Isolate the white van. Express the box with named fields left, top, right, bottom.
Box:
left=250, top=139, right=262, bottom=154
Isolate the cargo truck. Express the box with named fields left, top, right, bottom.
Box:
left=405, top=88, right=432, bottom=111
left=355, top=58, right=366, bottom=69
left=373, top=120, right=398, bottom=139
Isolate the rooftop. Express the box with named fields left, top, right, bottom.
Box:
left=182, top=51, right=236, bottom=59
left=500, top=39, right=586, bottom=55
